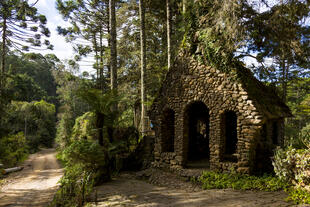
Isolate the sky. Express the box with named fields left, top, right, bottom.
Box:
left=29, top=0, right=92, bottom=74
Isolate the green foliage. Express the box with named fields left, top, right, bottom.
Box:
left=54, top=70, right=90, bottom=149
left=3, top=100, right=56, bottom=152
left=286, top=77, right=310, bottom=147
left=1, top=52, right=59, bottom=106
left=273, top=147, right=310, bottom=188
left=182, top=0, right=246, bottom=73
left=51, top=140, right=109, bottom=207
left=51, top=164, right=95, bottom=207
left=0, top=132, right=28, bottom=168
left=6, top=73, right=48, bottom=102
left=286, top=187, right=310, bottom=204
left=300, top=124, right=310, bottom=149
left=61, top=140, right=108, bottom=171
left=0, top=0, right=52, bottom=52
left=71, top=112, right=97, bottom=142
left=198, top=171, right=288, bottom=191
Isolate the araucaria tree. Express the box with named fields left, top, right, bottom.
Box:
left=0, top=0, right=52, bottom=90
left=109, top=0, right=117, bottom=91
left=56, top=0, right=110, bottom=91
left=139, top=0, right=146, bottom=135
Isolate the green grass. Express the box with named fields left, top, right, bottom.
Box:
left=197, top=171, right=289, bottom=191
left=197, top=171, right=310, bottom=204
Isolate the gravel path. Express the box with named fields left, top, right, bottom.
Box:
left=87, top=169, right=306, bottom=207
left=0, top=148, right=63, bottom=207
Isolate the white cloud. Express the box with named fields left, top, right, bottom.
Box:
left=29, top=0, right=93, bottom=73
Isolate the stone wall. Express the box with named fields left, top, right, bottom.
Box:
left=150, top=55, right=287, bottom=174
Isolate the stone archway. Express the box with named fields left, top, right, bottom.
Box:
left=184, top=101, right=210, bottom=168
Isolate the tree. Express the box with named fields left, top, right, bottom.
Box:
left=246, top=1, right=310, bottom=102
left=56, top=0, right=110, bottom=91
left=166, top=0, right=171, bottom=70
left=109, top=0, right=117, bottom=91
left=139, top=0, right=147, bottom=135
left=0, top=0, right=52, bottom=90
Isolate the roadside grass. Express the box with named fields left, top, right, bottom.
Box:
left=195, top=171, right=310, bottom=204
left=196, top=171, right=288, bottom=191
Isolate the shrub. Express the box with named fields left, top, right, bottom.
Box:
left=273, top=147, right=310, bottom=187
left=272, top=146, right=310, bottom=204
left=71, top=112, right=97, bottom=142
left=286, top=187, right=310, bottom=204
left=198, top=171, right=288, bottom=191
left=51, top=140, right=110, bottom=207
left=0, top=132, right=28, bottom=168
left=300, top=124, right=310, bottom=149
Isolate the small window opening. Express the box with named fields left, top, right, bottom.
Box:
left=161, top=109, right=175, bottom=152
left=222, top=111, right=238, bottom=162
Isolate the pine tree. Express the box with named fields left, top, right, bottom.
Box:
left=139, top=0, right=147, bottom=135
left=0, top=0, right=52, bottom=92
left=56, top=0, right=109, bottom=90
left=109, top=0, right=117, bottom=91
left=166, top=0, right=171, bottom=70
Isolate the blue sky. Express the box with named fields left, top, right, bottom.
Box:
left=30, top=0, right=90, bottom=73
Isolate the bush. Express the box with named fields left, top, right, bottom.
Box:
left=198, top=171, right=288, bottom=191
left=0, top=132, right=28, bottom=168
left=286, top=187, right=310, bottom=204
left=300, top=124, right=310, bottom=149
left=272, top=146, right=310, bottom=204
left=51, top=140, right=110, bottom=207
left=71, top=112, right=97, bottom=142
left=273, top=147, right=310, bottom=187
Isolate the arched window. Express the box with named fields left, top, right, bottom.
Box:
left=161, top=109, right=175, bottom=152
left=221, top=111, right=238, bottom=161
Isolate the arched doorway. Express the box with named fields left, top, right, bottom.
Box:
left=184, top=101, right=210, bottom=168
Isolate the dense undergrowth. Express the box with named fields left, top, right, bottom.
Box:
left=50, top=140, right=109, bottom=207
left=197, top=171, right=288, bottom=191
left=50, top=88, right=140, bottom=207
left=196, top=170, right=310, bottom=204
left=196, top=127, right=310, bottom=205
left=0, top=100, right=56, bottom=169
left=0, top=132, right=28, bottom=168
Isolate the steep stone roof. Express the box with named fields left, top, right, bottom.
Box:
left=236, top=66, right=292, bottom=118
left=151, top=54, right=292, bottom=119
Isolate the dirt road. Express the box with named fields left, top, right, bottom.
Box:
left=0, top=148, right=63, bottom=207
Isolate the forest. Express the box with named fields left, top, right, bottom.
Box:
left=0, top=0, right=309, bottom=206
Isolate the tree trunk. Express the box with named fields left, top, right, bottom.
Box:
left=106, top=4, right=111, bottom=81
left=96, top=112, right=105, bottom=146
left=93, top=32, right=100, bottom=89
left=99, top=26, right=104, bottom=91
left=139, top=0, right=147, bottom=136
left=167, top=0, right=172, bottom=70
left=1, top=16, right=7, bottom=94
left=281, top=58, right=287, bottom=103
left=109, top=0, right=117, bottom=91
left=2, top=167, right=23, bottom=175
left=183, top=0, right=187, bottom=14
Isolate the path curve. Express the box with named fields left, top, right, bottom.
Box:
left=0, top=148, right=63, bottom=207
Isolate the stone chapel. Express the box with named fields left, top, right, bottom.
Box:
left=149, top=51, right=292, bottom=174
